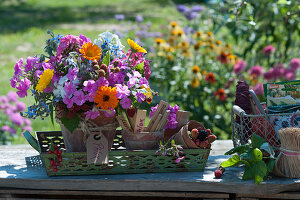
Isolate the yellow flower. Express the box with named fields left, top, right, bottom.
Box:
left=127, top=38, right=147, bottom=53
left=192, top=66, right=201, bottom=73
left=141, top=86, right=153, bottom=104
left=177, top=30, right=184, bottom=37
left=155, top=38, right=166, bottom=45
left=207, top=31, right=213, bottom=37
left=216, top=40, right=222, bottom=46
left=167, top=55, right=174, bottom=61
left=170, top=22, right=177, bottom=28
left=191, top=78, right=200, bottom=88
left=182, top=49, right=191, bottom=57
left=94, top=86, right=119, bottom=110
left=36, top=69, right=54, bottom=92
left=79, top=42, right=102, bottom=61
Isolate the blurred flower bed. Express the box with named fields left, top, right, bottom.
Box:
left=113, top=1, right=299, bottom=138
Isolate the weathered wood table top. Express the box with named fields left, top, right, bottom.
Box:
left=1, top=140, right=300, bottom=200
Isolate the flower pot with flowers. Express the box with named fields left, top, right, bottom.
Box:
left=10, top=31, right=154, bottom=156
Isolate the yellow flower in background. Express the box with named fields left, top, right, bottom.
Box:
left=194, top=31, right=203, bottom=38
left=177, top=30, right=184, bottom=37
left=155, top=38, right=166, bottom=45
left=127, top=38, right=147, bottom=53
left=165, top=47, right=174, bottom=53
left=202, top=70, right=208, bottom=76
left=170, top=22, right=177, bottom=28
left=79, top=42, right=102, bottom=61
left=36, top=69, right=54, bottom=92
left=226, top=43, right=231, bottom=49
left=168, top=38, right=175, bottom=45
left=182, top=49, right=191, bottom=58
left=191, top=78, right=200, bottom=88
left=207, top=31, right=213, bottom=37
left=216, top=40, right=222, bottom=46
left=94, top=86, right=119, bottom=110
left=167, top=55, right=174, bottom=61
left=192, top=65, right=201, bottom=73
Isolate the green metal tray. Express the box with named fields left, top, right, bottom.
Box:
left=28, top=130, right=210, bottom=176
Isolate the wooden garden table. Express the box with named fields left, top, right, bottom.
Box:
left=0, top=140, right=300, bottom=200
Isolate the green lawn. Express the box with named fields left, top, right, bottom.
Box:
left=0, top=0, right=196, bottom=143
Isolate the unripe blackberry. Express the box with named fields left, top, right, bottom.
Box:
left=93, top=64, right=100, bottom=70
left=92, top=60, right=98, bottom=66
left=100, top=64, right=108, bottom=72
left=98, top=69, right=106, bottom=77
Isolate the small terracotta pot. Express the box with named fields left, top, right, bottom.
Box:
left=121, top=130, right=164, bottom=150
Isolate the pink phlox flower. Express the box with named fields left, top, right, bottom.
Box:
left=10, top=76, right=19, bottom=88
left=34, top=70, right=43, bottom=79
left=1, top=125, right=10, bottom=132
left=79, top=34, right=91, bottom=46
left=0, top=96, right=8, bottom=106
left=9, top=127, right=16, bottom=134
left=251, top=83, right=264, bottom=96
left=63, top=96, right=73, bottom=108
left=116, top=84, right=130, bottom=99
left=85, top=93, right=95, bottom=102
left=56, top=34, right=82, bottom=57
left=149, top=105, right=158, bottom=118
left=23, top=126, right=32, bottom=132
left=24, top=118, right=32, bottom=126
left=84, top=110, right=100, bottom=120
left=144, top=60, right=151, bottom=80
left=42, top=62, right=53, bottom=70
left=120, top=97, right=131, bottom=109
left=25, top=57, right=40, bottom=72
left=103, top=108, right=116, bottom=117
left=285, top=71, right=296, bottom=81
left=66, top=67, right=78, bottom=81
left=63, top=82, right=76, bottom=96
left=127, top=77, right=137, bottom=88
left=95, top=77, right=109, bottom=88
left=233, top=60, right=247, bottom=74
left=14, top=58, right=23, bottom=77
left=139, top=77, right=149, bottom=87
left=16, top=78, right=31, bottom=98
left=44, top=86, right=54, bottom=93
left=263, top=45, right=275, bottom=55
left=136, top=91, right=145, bottom=103
left=83, top=80, right=96, bottom=92
left=7, top=91, right=18, bottom=102
left=73, top=90, right=85, bottom=106
left=248, top=66, right=263, bottom=77
left=175, top=156, right=185, bottom=163
left=114, top=72, right=125, bottom=84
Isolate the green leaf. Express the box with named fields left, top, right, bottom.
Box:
left=221, top=155, right=241, bottom=168
left=171, top=139, right=175, bottom=144
left=251, top=134, right=266, bottom=149
left=250, top=148, right=263, bottom=161
left=61, top=114, right=80, bottom=134
left=23, top=131, right=40, bottom=152
left=225, top=144, right=250, bottom=155
left=102, top=51, right=110, bottom=66
left=278, top=0, right=288, bottom=4
left=260, top=142, right=275, bottom=158
left=49, top=104, right=54, bottom=126
left=242, top=160, right=267, bottom=185
left=135, top=61, right=144, bottom=74
left=266, top=159, right=275, bottom=175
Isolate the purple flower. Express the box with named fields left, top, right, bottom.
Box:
left=64, top=82, right=76, bottom=96
left=14, top=58, right=23, bottom=77
left=104, top=108, right=116, bottom=117
left=168, top=105, right=180, bottom=114
left=24, top=118, right=31, bottom=126
left=285, top=71, right=296, bottom=81
left=120, top=97, right=131, bottom=109
left=25, top=56, right=39, bottom=72
left=86, top=93, right=95, bottom=102
left=114, top=72, right=125, bottom=84
left=116, top=84, right=130, bottom=99
left=191, top=5, right=204, bottom=12
left=96, top=77, right=109, bottom=87
left=63, top=96, right=73, bottom=108
left=136, top=15, right=144, bottom=23
left=0, top=96, right=8, bottom=106
left=185, top=12, right=199, bottom=20
left=263, top=45, right=275, bottom=55
left=10, top=76, right=19, bottom=88
left=44, top=86, right=54, bottom=93
left=9, top=127, right=16, bottom=134
left=290, top=58, right=300, bottom=71
left=79, top=34, right=91, bottom=46
left=56, top=34, right=81, bottom=57
left=73, top=90, right=85, bottom=106
left=136, top=91, right=145, bottom=103
left=84, top=110, right=100, bottom=120
left=115, top=14, right=125, bottom=21
left=1, top=125, right=10, bottom=132
left=175, top=156, right=185, bottom=163
left=139, top=77, right=149, bottom=87
left=144, top=60, right=151, bottom=80
left=252, top=83, right=264, bottom=96
left=7, top=91, right=18, bottom=102
left=127, top=77, right=137, bottom=88
left=15, top=102, right=25, bottom=112
left=23, top=126, right=32, bottom=132
left=83, top=80, right=96, bottom=92
left=10, top=113, right=24, bottom=126
left=16, top=78, right=31, bottom=98
left=233, top=60, right=247, bottom=74
left=66, top=67, right=78, bottom=81
left=177, top=5, right=189, bottom=13
left=149, top=105, right=158, bottom=118
left=248, top=66, right=263, bottom=77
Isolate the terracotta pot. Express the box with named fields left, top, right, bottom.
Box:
left=56, top=110, right=118, bottom=152
left=121, top=130, right=164, bottom=150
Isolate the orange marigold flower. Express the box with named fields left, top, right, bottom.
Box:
left=79, top=42, right=102, bottom=61
left=205, top=72, right=216, bottom=84
left=94, top=86, right=119, bottom=110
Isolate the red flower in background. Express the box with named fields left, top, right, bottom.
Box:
left=217, top=52, right=229, bottom=64
left=205, top=72, right=216, bottom=83
left=214, top=88, right=227, bottom=101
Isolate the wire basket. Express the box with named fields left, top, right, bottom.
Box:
left=231, top=105, right=300, bottom=148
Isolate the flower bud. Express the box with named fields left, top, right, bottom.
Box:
left=93, top=64, right=100, bottom=70
left=113, top=60, right=119, bottom=67
left=100, top=64, right=108, bottom=72
left=115, top=67, right=120, bottom=73
left=98, top=69, right=106, bottom=77
left=92, top=60, right=98, bottom=66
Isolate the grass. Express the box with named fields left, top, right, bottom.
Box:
left=0, top=0, right=197, bottom=144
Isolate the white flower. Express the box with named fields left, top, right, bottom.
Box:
left=94, top=31, right=124, bottom=58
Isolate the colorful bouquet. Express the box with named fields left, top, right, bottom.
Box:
left=0, top=91, right=32, bottom=144
left=10, top=31, right=153, bottom=133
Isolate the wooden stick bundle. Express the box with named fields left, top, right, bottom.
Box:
left=274, top=127, right=300, bottom=178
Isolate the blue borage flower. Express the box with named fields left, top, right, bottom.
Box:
left=53, top=34, right=63, bottom=44
left=25, top=107, right=37, bottom=118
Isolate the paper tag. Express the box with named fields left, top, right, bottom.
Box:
left=86, top=132, right=108, bottom=164
left=176, top=110, right=190, bottom=127
left=134, top=110, right=147, bottom=133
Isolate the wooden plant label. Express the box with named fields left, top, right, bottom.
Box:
left=86, top=132, right=108, bottom=164
left=133, top=110, right=147, bottom=133
left=150, top=114, right=162, bottom=132
left=176, top=110, right=190, bottom=127
left=126, top=110, right=137, bottom=130
left=146, top=100, right=169, bottom=132
left=156, top=110, right=170, bottom=131
left=116, top=112, right=133, bottom=132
